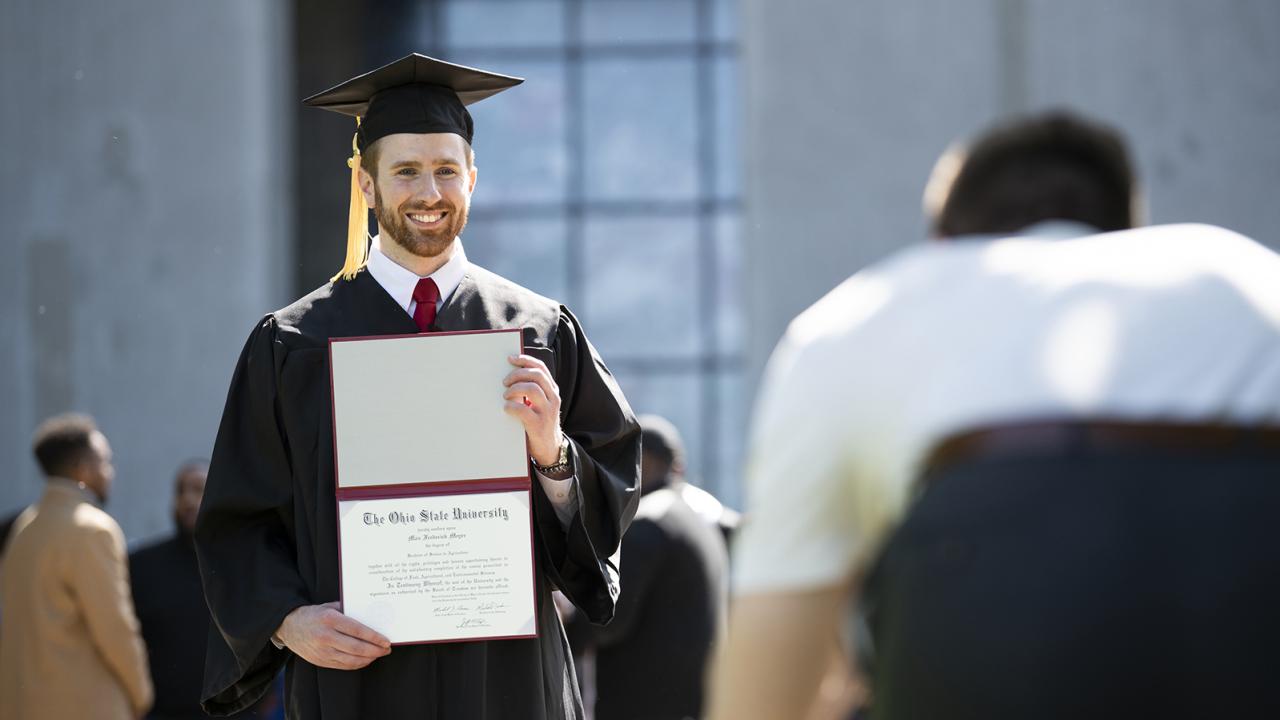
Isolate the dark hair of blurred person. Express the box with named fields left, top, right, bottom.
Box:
left=925, top=111, right=1138, bottom=238
left=640, top=414, right=740, bottom=545
left=1, top=413, right=153, bottom=719
left=31, top=412, right=114, bottom=503
left=638, top=414, right=685, bottom=494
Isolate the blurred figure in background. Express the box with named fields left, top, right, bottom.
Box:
left=569, top=415, right=728, bottom=720
left=649, top=414, right=742, bottom=551
left=642, top=414, right=740, bottom=549
left=0, top=414, right=153, bottom=720
left=130, top=462, right=283, bottom=720
left=710, top=112, right=1280, bottom=720
left=129, top=461, right=208, bottom=720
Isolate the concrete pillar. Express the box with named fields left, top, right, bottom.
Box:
left=0, top=0, right=292, bottom=540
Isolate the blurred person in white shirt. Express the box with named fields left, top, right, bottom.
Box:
left=709, top=112, right=1280, bottom=720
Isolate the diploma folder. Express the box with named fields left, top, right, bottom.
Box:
left=329, top=328, right=538, bottom=645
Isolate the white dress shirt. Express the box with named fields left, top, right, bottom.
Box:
left=733, top=223, right=1280, bottom=595
left=364, top=237, right=580, bottom=528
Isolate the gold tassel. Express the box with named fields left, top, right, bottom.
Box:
left=332, top=118, right=370, bottom=282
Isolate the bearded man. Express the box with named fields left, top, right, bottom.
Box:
left=195, top=54, right=640, bottom=720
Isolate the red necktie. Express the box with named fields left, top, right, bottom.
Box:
left=412, top=278, right=440, bottom=333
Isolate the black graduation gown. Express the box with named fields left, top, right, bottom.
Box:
left=195, top=265, right=640, bottom=719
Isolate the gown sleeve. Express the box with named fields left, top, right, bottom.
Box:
left=533, top=307, right=641, bottom=625
left=194, top=316, right=312, bottom=716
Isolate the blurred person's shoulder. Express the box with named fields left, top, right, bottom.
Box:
left=22, top=496, right=131, bottom=564
left=630, top=487, right=721, bottom=550
left=992, top=223, right=1280, bottom=297
left=1098, top=223, right=1277, bottom=275
left=69, top=501, right=126, bottom=543
left=781, top=240, right=986, bottom=352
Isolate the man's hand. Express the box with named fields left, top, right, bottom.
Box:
left=503, top=354, right=564, bottom=468
left=276, top=602, right=391, bottom=670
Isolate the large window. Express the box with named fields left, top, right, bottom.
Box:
left=419, top=0, right=744, bottom=503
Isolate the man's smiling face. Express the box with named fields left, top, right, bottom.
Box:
left=361, top=132, right=477, bottom=259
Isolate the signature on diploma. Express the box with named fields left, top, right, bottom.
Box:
left=476, top=601, right=509, bottom=614
left=457, top=617, right=491, bottom=629
left=432, top=604, right=468, bottom=616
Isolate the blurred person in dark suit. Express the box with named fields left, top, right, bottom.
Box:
left=568, top=415, right=728, bottom=720
left=130, top=462, right=282, bottom=720
left=1, top=413, right=153, bottom=720
left=710, top=112, right=1280, bottom=720
left=129, top=461, right=208, bottom=720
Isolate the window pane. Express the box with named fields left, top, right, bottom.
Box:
left=581, top=0, right=697, bottom=45
left=712, top=0, right=737, bottom=44
left=584, top=57, right=699, bottom=201
left=450, top=56, right=568, bottom=205
left=714, top=56, right=741, bottom=200
left=461, top=216, right=568, bottom=302
left=611, top=370, right=707, bottom=484
left=715, top=212, right=743, bottom=354
left=443, top=0, right=566, bottom=49
left=581, top=216, right=699, bottom=359
left=715, top=369, right=747, bottom=508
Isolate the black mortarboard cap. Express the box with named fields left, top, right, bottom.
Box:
left=303, top=54, right=523, bottom=282
left=303, top=53, right=523, bottom=151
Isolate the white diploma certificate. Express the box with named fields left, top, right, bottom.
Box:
left=329, top=329, right=538, bottom=644
left=337, top=491, right=537, bottom=643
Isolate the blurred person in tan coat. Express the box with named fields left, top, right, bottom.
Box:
left=0, top=413, right=153, bottom=720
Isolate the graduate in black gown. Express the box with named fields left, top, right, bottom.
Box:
left=195, top=54, right=640, bottom=720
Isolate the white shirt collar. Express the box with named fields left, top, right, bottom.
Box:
left=951, top=220, right=1103, bottom=244
left=365, top=236, right=469, bottom=314
left=1018, top=220, right=1102, bottom=239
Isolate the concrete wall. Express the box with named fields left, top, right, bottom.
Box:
left=740, top=0, right=1280, bottom=391
left=0, top=0, right=292, bottom=542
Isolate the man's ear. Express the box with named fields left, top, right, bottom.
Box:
left=359, top=167, right=377, bottom=208
left=467, top=164, right=478, bottom=195
left=64, top=454, right=91, bottom=486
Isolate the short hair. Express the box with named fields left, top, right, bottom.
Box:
left=638, top=414, right=686, bottom=471
left=173, top=459, right=209, bottom=485
left=925, top=111, right=1137, bottom=238
left=360, top=137, right=475, bottom=179
left=32, top=413, right=99, bottom=478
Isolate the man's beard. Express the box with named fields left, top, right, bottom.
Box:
left=374, top=183, right=469, bottom=258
